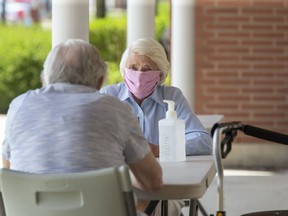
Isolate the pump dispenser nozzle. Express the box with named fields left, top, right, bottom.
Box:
left=164, top=100, right=177, bottom=119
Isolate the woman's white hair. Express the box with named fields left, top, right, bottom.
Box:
left=119, top=38, right=169, bottom=84
left=41, top=39, right=107, bottom=88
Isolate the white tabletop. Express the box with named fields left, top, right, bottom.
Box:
left=134, top=155, right=216, bottom=200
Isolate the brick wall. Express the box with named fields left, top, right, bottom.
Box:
left=195, top=0, right=288, bottom=143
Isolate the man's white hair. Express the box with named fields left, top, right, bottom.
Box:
left=42, top=39, right=107, bottom=88
left=119, top=38, right=169, bottom=84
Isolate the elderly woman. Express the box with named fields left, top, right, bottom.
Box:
left=100, top=38, right=212, bottom=157
left=101, top=38, right=212, bottom=215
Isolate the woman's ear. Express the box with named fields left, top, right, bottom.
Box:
left=96, top=76, right=104, bottom=90
left=160, top=72, right=164, bottom=82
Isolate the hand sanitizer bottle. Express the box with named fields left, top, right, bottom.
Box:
left=158, top=100, right=186, bottom=162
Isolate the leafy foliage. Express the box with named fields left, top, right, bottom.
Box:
left=0, top=25, right=51, bottom=113
left=0, top=2, right=170, bottom=113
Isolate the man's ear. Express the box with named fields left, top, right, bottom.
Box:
left=96, top=76, right=104, bottom=90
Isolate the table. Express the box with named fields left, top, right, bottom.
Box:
left=197, top=114, right=224, bottom=132
left=134, top=155, right=216, bottom=216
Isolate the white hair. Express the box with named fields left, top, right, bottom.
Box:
left=119, top=38, right=169, bottom=84
left=41, top=39, right=107, bottom=88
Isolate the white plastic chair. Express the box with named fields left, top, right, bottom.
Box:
left=0, top=165, right=137, bottom=216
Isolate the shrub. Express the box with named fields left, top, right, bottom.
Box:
left=0, top=25, right=51, bottom=113
left=89, top=16, right=127, bottom=85
left=0, top=2, right=170, bottom=113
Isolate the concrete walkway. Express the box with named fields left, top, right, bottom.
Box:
left=1, top=115, right=288, bottom=215
left=182, top=169, right=288, bottom=216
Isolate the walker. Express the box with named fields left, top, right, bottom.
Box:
left=144, top=122, right=288, bottom=216
left=210, top=122, right=288, bottom=216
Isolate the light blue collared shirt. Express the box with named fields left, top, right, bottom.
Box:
left=100, top=82, right=212, bottom=155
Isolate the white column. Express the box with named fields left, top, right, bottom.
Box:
left=127, top=0, right=155, bottom=46
left=171, top=0, right=195, bottom=109
left=52, top=0, right=89, bottom=48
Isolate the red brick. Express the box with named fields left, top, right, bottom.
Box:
left=220, top=112, right=250, bottom=119
left=205, top=23, right=239, bottom=31
left=194, top=0, right=288, bottom=143
left=253, top=112, right=286, bottom=119
left=195, top=15, right=216, bottom=23
left=253, top=16, right=285, bottom=23
left=206, top=8, right=239, bottom=15
left=242, top=88, right=274, bottom=94
left=241, top=8, right=274, bottom=15
left=205, top=103, right=240, bottom=110
left=240, top=71, right=275, bottom=77
left=205, top=71, right=239, bottom=78
left=241, top=104, right=275, bottom=110
left=275, top=75, right=288, bottom=80
left=253, top=95, right=286, bottom=101
left=205, top=39, right=239, bottom=46
left=196, top=0, right=216, bottom=6
left=253, top=32, right=285, bottom=39
left=201, top=62, right=216, bottom=69
left=218, top=47, right=250, bottom=54
left=205, top=86, right=240, bottom=94
left=276, top=25, right=288, bottom=31
left=218, top=63, right=250, bottom=70
left=276, top=88, right=288, bottom=94
left=218, top=32, right=251, bottom=38
left=218, top=95, right=250, bottom=101
left=218, top=79, right=251, bottom=86
left=241, top=40, right=274, bottom=46
left=241, top=25, right=274, bottom=31
left=247, top=120, right=276, bottom=126
left=217, top=0, right=252, bottom=7
left=275, top=56, right=288, bottom=62
left=276, top=8, right=288, bottom=15
left=252, top=80, right=286, bottom=86
left=252, top=48, right=284, bottom=54
left=253, top=64, right=286, bottom=70
left=241, top=56, right=274, bottom=61
left=206, top=54, right=241, bottom=61
left=252, top=0, right=286, bottom=7
left=218, top=16, right=250, bottom=22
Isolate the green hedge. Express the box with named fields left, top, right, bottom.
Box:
left=0, top=25, right=51, bottom=113
left=89, top=16, right=127, bottom=85
left=0, top=3, right=169, bottom=113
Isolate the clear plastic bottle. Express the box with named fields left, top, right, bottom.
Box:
left=158, top=100, right=186, bottom=162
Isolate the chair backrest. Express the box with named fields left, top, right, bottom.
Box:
left=0, top=165, right=137, bottom=216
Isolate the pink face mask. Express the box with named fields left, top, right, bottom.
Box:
left=124, top=68, right=161, bottom=100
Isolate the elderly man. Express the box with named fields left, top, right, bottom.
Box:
left=2, top=39, right=162, bottom=199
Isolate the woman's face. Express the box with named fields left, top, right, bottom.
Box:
left=126, top=52, right=159, bottom=72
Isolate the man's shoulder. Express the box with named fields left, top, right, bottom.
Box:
left=100, top=82, right=125, bottom=95
left=10, top=88, right=38, bottom=107
left=97, top=93, right=130, bottom=109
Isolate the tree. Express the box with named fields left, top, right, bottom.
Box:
left=96, top=0, right=106, bottom=18
left=1, top=0, right=6, bottom=23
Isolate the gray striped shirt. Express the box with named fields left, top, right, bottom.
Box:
left=2, top=83, right=150, bottom=173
